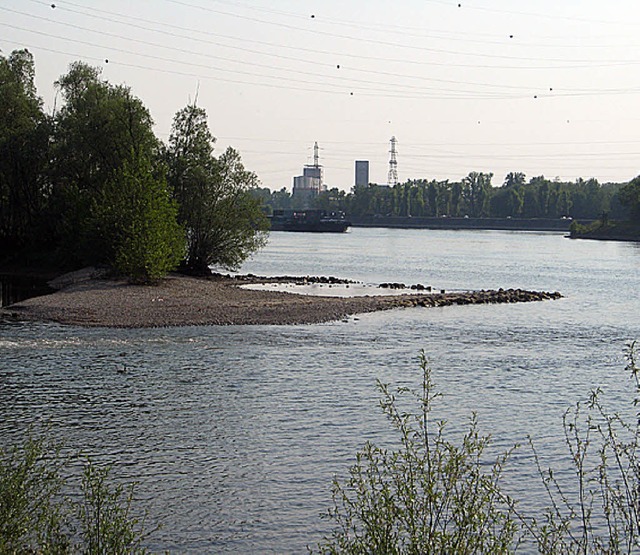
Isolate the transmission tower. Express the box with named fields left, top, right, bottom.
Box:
left=387, top=136, right=398, bottom=187
left=313, top=141, right=319, bottom=167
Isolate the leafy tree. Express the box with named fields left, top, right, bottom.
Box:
left=52, top=62, right=159, bottom=193
left=450, top=181, right=463, bottom=216
left=503, top=171, right=526, bottom=188
left=93, top=153, right=185, bottom=283
left=0, top=49, right=51, bottom=255
left=558, top=189, right=573, bottom=217
left=167, top=104, right=268, bottom=273
left=314, top=187, right=347, bottom=212
left=50, top=62, right=162, bottom=266
left=571, top=177, right=605, bottom=219
left=462, top=171, right=493, bottom=217
left=270, top=187, right=294, bottom=211
left=618, top=176, right=640, bottom=221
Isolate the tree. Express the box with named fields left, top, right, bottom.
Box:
left=503, top=171, right=526, bottom=188
left=92, top=153, right=185, bottom=283
left=450, top=181, right=463, bottom=216
left=0, top=49, right=51, bottom=255
left=50, top=62, right=163, bottom=266
left=462, top=171, right=493, bottom=217
left=314, top=187, right=346, bottom=212
left=167, top=104, right=268, bottom=273
left=52, top=62, right=159, bottom=194
left=618, top=176, right=640, bottom=221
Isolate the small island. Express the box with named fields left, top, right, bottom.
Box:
left=1, top=269, right=562, bottom=328
left=570, top=219, right=640, bottom=242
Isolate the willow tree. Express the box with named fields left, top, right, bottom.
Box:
left=92, top=152, right=185, bottom=283
left=49, top=61, right=184, bottom=280
left=0, top=49, right=51, bottom=255
left=167, top=104, right=268, bottom=274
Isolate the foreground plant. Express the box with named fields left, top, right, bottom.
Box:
left=316, top=344, right=640, bottom=554
left=315, top=351, right=520, bottom=554
left=524, top=342, right=640, bottom=554
left=0, top=433, right=155, bottom=553
left=0, top=434, right=69, bottom=553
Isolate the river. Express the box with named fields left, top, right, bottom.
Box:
left=1, top=228, right=640, bottom=552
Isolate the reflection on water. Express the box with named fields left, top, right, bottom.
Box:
left=0, top=274, right=54, bottom=307
left=1, top=229, right=640, bottom=553
left=240, top=281, right=441, bottom=297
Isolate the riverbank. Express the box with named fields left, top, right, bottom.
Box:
left=351, top=215, right=579, bottom=232
left=0, top=270, right=562, bottom=328
left=569, top=221, right=640, bottom=242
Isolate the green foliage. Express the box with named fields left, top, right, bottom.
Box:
left=251, top=186, right=293, bottom=213
left=523, top=343, right=640, bottom=554
left=167, top=104, right=268, bottom=273
left=94, top=153, right=185, bottom=283
left=462, top=171, right=493, bottom=217
left=618, top=176, right=640, bottom=221
left=0, top=434, right=69, bottom=553
left=317, top=346, right=640, bottom=554
left=315, top=352, right=519, bottom=554
left=569, top=219, right=601, bottom=237
left=52, top=61, right=159, bottom=194
left=0, top=49, right=52, bottom=254
left=0, top=433, right=155, bottom=553
left=253, top=171, right=624, bottom=221
left=79, top=461, right=151, bottom=554
left=50, top=61, right=166, bottom=270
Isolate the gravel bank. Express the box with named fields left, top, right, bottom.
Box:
left=0, top=272, right=562, bottom=328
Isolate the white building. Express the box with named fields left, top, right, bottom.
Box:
left=292, top=142, right=327, bottom=207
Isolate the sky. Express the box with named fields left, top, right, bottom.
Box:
left=3, top=0, right=640, bottom=191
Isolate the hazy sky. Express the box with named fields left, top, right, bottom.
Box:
left=3, top=0, right=640, bottom=190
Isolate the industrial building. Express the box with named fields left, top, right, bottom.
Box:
left=292, top=142, right=327, bottom=207
left=355, top=160, right=369, bottom=187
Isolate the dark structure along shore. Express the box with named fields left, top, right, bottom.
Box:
left=0, top=271, right=562, bottom=328
left=351, top=216, right=578, bottom=232
left=569, top=221, right=640, bottom=242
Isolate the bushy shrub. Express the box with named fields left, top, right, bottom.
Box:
left=314, top=352, right=520, bottom=554
left=316, top=345, right=640, bottom=554
left=0, top=433, right=155, bottom=553
left=524, top=342, right=640, bottom=554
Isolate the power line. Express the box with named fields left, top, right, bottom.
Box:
left=7, top=6, right=581, bottom=97
left=208, top=0, right=640, bottom=47
left=26, top=0, right=640, bottom=72
left=36, top=0, right=639, bottom=65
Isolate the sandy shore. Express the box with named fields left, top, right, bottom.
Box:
left=0, top=271, right=562, bottom=328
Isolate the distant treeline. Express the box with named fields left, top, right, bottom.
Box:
left=255, top=171, right=640, bottom=222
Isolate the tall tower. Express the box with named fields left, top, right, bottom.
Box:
left=355, top=160, right=369, bottom=187
left=293, top=141, right=326, bottom=208
left=303, top=141, right=323, bottom=184
left=387, top=136, right=398, bottom=187
left=313, top=141, right=319, bottom=167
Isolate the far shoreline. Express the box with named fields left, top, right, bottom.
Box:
left=0, top=269, right=563, bottom=328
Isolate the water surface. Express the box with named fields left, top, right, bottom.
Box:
left=1, top=228, right=639, bottom=552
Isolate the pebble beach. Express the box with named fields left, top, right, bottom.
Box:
left=0, top=269, right=563, bottom=328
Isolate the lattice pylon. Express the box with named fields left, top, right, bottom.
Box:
left=387, top=136, right=398, bottom=187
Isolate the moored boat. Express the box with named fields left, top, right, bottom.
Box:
left=268, top=210, right=351, bottom=232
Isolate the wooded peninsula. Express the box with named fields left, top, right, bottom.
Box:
left=2, top=48, right=640, bottom=288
